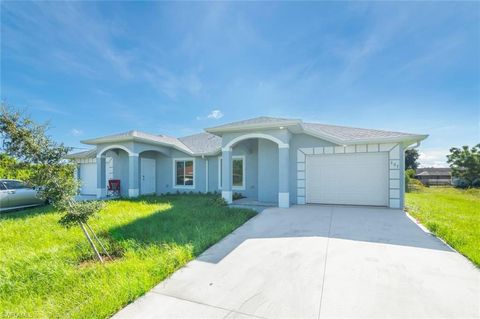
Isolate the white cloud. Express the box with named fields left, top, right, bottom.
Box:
left=207, top=110, right=224, bottom=119
left=71, top=128, right=83, bottom=136
left=419, top=148, right=449, bottom=168
left=197, top=110, right=224, bottom=120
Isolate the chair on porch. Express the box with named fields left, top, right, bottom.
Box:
left=107, top=179, right=121, bottom=197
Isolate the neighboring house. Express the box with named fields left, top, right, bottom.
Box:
left=67, top=116, right=427, bottom=209
left=415, top=168, right=452, bottom=186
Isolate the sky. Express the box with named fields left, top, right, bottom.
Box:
left=1, top=1, right=479, bottom=167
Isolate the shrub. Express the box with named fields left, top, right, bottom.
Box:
left=408, top=178, right=425, bottom=192
left=232, top=192, right=245, bottom=201
left=405, top=168, right=416, bottom=179
left=405, top=172, right=411, bottom=192
left=472, top=179, right=480, bottom=188
left=405, top=169, right=424, bottom=192
left=452, top=177, right=470, bottom=189
left=209, top=196, right=227, bottom=207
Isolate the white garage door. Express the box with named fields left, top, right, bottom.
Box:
left=306, top=152, right=389, bottom=206
left=79, top=163, right=97, bottom=195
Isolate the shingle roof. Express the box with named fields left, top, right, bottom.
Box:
left=178, top=132, right=221, bottom=155
left=206, top=116, right=300, bottom=132
left=66, top=149, right=96, bottom=159
left=81, top=130, right=192, bottom=154
left=302, top=122, right=420, bottom=143
left=416, top=168, right=451, bottom=176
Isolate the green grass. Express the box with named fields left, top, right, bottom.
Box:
left=406, top=187, right=480, bottom=267
left=0, top=194, right=256, bottom=319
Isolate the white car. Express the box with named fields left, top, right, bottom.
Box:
left=0, top=179, right=45, bottom=212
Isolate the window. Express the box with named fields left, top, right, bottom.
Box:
left=219, top=156, right=245, bottom=190
left=232, top=158, right=244, bottom=188
left=175, top=159, right=194, bottom=187
left=4, top=180, right=29, bottom=189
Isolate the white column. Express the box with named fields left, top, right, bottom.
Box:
left=96, top=156, right=106, bottom=198
left=128, top=155, right=139, bottom=197
left=278, top=146, right=290, bottom=208
left=221, top=148, right=233, bottom=203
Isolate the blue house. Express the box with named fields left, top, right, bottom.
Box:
left=68, top=117, right=427, bottom=209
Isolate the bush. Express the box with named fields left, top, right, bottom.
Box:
left=0, top=153, right=35, bottom=181
left=209, top=196, right=227, bottom=207
left=405, top=168, right=416, bottom=179
left=405, top=169, right=424, bottom=192
left=232, top=192, right=245, bottom=201
left=472, top=179, right=480, bottom=188
left=405, top=172, right=411, bottom=192
left=408, top=178, right=425, bottom=192
left=452, top=177, right=470, bottom=189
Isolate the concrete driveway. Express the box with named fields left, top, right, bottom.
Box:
left=114, top=205, right=480, bottom=319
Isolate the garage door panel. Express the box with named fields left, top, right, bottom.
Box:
left=306, top=153, right=388, bottom=206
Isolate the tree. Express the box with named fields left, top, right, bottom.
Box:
left=405, top=148, right=420, bottom=170
left=0, top=104, right=109, bottom=262
left=447, top=144, right=480, bottom=187
left=0, top=153, right=34, bottom=180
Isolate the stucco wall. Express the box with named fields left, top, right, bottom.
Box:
left=208, top=156, right=220, bottom=193
left=258, top=139, right=279, bottom=203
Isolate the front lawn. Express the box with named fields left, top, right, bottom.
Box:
left=0, top=194, right=256, bottom=318
left=405, top=187, right=480, bottom=267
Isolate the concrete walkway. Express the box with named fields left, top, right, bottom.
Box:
left=114, top=205, right=480, bottom=319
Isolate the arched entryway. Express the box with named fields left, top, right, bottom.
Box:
left=221, top=133, right=290, bottom=208
left=96, top=145, right=136, bottom=198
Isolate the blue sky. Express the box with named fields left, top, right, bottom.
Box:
left=1, top=2, right=479, bottom=167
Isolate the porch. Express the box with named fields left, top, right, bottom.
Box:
left=220, top=132, right=290, bottom=208
left=95, top=144, right=167, bottom=199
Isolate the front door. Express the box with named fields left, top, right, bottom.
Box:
left=140, top=158, right=156, bottom=195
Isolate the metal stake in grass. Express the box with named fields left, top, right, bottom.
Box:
left=79, top=221, right=103, bottom=263
left=85, top=222, right=112, bottom=261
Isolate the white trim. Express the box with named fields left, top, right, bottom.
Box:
left=278, top=192, right=290, bottom=208
left=128, top=188, right=139, bottom=197
left=97, top=144, right=136, bottom=157
left=222, top=190, right=233, bottom=204
left=172, top=158, right=196, bottom=189
left=223, top=133, right=289, bottom=150
left=218, top=155, right=246, bottom=190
